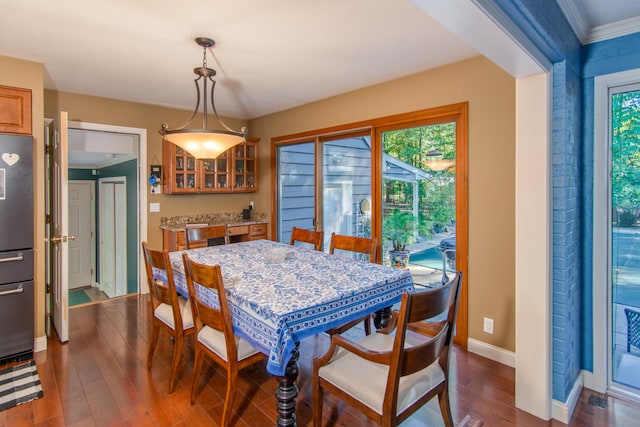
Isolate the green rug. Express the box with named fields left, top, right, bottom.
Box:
left=69, top=289, right=91, bottom=306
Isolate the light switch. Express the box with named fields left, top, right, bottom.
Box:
left=149, top=202, right=160, bottom=213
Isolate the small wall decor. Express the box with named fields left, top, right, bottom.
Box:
left=150, top=163, right=162, bottom=194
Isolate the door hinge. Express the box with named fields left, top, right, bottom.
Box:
left=45, top=214, right=52, bottom=224
left=46, top=283, right=51, bottom=293
left=45, top=143, right=51, bottom=155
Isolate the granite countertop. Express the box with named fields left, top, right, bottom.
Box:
left=160, top=212, right=268, bottom=232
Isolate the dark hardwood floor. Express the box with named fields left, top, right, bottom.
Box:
left=1, top=294, right=639, bottom=426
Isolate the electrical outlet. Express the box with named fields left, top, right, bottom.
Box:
left=249, top=201, right=254, bottom=209
left=483, top=317, right=494, bottom=334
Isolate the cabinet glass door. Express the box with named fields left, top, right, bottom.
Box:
left=174, top=147, right=197, bottom=191
left=202, top=151, right=229, bottom=190
left=233, top=143, right=257, bottom=190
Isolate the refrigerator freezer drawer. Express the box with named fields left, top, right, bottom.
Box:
left=0, top=249, right=33, bottom=283
left=0, top=280, right=34, bottom=362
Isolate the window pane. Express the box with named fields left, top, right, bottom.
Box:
left=322, top=136, right=372, bottom=255
left=277, top=142, right=315, bottom=243
left=381, top=123, right=456, bottom=286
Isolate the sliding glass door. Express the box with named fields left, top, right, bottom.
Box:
left=272, top=103, right=467, bottom=347
left=610, top=85, right=640, bottom=394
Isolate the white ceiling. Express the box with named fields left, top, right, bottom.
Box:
left=2, top=0, right=640, bottom=166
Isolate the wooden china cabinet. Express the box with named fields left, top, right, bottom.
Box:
left=163, top=137, right=259, bottom=194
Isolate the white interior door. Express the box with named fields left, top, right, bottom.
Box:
left=52, top=111, right=70, bottom=342
left=68, top=181, right=94, bottom=290
left=99, top=182, right=115, bottom=298
left=114, top=181, right=127, bottom=297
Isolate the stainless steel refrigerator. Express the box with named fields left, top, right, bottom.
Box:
left=0, top=134, right=34, bottom=362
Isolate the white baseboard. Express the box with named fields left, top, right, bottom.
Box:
left=34, top=335, right=47, bottom=353
left=552, top=373, right=582, bottom=424
left=467, top=338, right=516, bottom=367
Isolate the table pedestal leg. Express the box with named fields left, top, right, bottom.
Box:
left=275, top=344, right=299, bottom=427
left=373, top=306, right=392, bottom=330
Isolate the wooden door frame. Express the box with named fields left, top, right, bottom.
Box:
left=271, top=102, right=469, bottom=349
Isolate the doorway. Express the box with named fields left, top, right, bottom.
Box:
left=45, top=118, right=148, bottom=339
left=594, top=69, right=640, bottom=401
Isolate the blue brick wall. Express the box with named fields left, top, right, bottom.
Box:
left=552, top=61, right=583, bottom=399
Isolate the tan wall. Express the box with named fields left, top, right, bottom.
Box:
left=43, top=91, right=252, bottom=252
left=0, top=55, right=45, bottom=340
left=5, top=52, right=516, bottom=352
left=250, top=56, right=517, bottom=350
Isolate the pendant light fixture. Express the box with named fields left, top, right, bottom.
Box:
left=160, top=37, right=248, bottom=159
left=423, top=150, right=455, bottom=171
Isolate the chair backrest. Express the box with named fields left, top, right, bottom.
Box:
left=329, top=233, right=377, bottom=262
left=181, top=253, right=239, bottom=361
left=289, top=226, right=324, bottom=251
left=185, top=224, right=229, bottom=249
left=625, top=308, right=640, bottom=351
left=142, top=241, right=184, bottom=330
left=385, top=272, right=462, bottom=418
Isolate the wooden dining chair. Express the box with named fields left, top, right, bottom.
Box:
left=313, top=272, right=462, bottom=427
left=327, top=233, right=377, bottom=336
left=182, top=253, right=266, bottom=427
left=289, top=226, right=324, bottom=251
left=185, top=224, right=229, bottom=249
left=142, top=241, right=195, bottom=393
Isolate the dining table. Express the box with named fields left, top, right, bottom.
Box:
left=166, top=239, right=414, bottom=427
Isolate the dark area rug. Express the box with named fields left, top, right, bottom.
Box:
left=0, top=360, right=43, bottom=411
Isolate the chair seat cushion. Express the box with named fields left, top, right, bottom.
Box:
left=318, top=332, right=445, bottom=415
left=198, top=325, right=261, bottom=362
left=154, top=296, right=194, bottom=330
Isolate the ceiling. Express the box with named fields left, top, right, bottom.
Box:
left=1, top=1, right=640, bottom=167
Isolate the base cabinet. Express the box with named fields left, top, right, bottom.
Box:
left=163, top=222, right=268, bottom=251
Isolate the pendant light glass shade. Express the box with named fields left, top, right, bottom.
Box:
left=160, top=37, right=247, bottom=159
left=423, top=150, right=455, bottom=171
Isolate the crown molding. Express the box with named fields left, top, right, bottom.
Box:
left=587, top=15, right=640, bottom=44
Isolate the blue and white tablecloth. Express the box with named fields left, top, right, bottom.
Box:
left=167, top=239, right=414, bottom=376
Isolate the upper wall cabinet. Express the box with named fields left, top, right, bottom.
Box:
left=0, top=86, right=32, bottom=135
left=163, top=137, right=259, bottom=194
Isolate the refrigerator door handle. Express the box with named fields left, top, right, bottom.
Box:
left=0, top=287, right=24, bottom=296
left=0, top=255, right=24, bottom=263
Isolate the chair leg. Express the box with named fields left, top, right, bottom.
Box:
left=364, top=316, right=371, bottom=336
left=221, top=368, right=238, bottom=427
left=312, top=376, right=324, bottom=427
left=438, top=386, right=454, bottom=427
left=190, top=345, right=204, bottom=405
left=168, top=332, right=183, bottom=393
left=147, top=321, right=160, bottom=369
